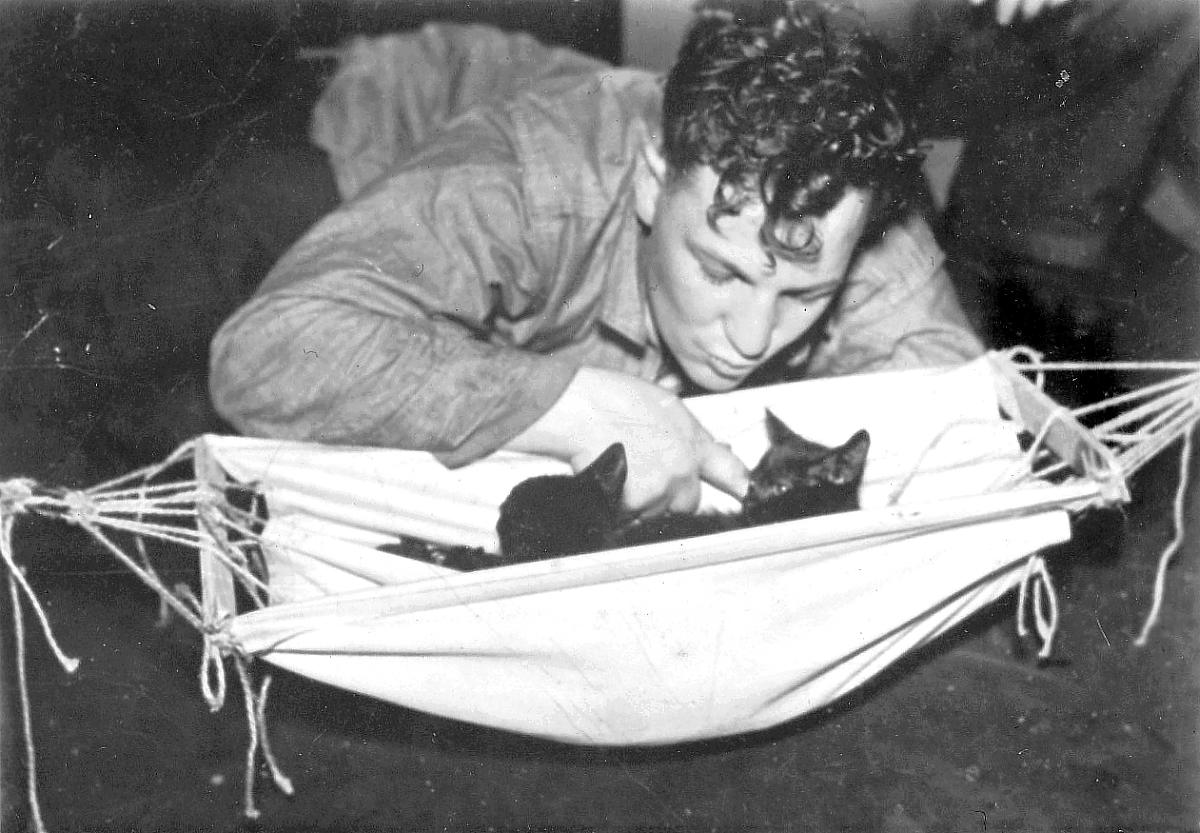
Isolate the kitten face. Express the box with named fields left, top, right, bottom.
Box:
left=742, top=412, right=870, bottom=524
left=496, top=443, right=627, bottom=559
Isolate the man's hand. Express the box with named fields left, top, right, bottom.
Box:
left=970, top=0, right=1071, bottom=26
left=507, top=366, right=749, bottom=516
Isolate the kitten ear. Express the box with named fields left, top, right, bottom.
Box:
left=763, top=409, right=796, bottom=445
left=580, top=443, right=628, bottom=503
left=830, top=430, right=871, bottom=484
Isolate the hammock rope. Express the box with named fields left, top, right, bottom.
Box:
left=0, top=352, right=1196, bottom=829
left=8, top=565, right=47, bottom=833
left=1004, top=351, right=1199, bottom=646
left=0, top=468, right=276, bottom=832
left=1134, top=428, right=1194, bottom=647
left=1016, top=553, right=1060, bottom=659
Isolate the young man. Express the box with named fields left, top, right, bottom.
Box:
left=209, top=1, right=982, bottom=518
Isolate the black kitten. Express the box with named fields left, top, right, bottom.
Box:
left=380, top=411, right=870, bottom=569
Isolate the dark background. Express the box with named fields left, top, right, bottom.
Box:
left=1, top=0, right=621, bottom=483
left=1, top=2, right=1197, bottom=831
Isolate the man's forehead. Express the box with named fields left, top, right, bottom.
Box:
left=668, top=167, right=762, bottom=224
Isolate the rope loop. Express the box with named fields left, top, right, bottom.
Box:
left=200, top=634, right=230, bottom=713
left=1016, top=554, right=1060, bottom=660
left=1002, top=346, right=1048, bottom=389
left=174, top=581, right=242, bottom=711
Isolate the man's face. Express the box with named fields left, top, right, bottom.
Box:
left=641, top=166, right=873, bottom=391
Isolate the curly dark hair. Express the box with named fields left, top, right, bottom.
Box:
left=662, top=0, right=926, bottom=256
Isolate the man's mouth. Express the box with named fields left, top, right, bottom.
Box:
left=707, top=355, right=755, bottom=379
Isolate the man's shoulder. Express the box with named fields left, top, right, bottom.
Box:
left=512, top=67, right=662, bottom=129
left=850, top=213, right=945, bottom=288
left=504, top=69, right=663, bottom=214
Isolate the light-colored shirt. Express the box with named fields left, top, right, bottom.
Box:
left=209, top=30, right=981, bottom=467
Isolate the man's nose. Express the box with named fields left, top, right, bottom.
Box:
left=723, top=291, right=775, bottom=361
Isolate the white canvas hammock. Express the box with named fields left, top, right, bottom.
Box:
left=3, top=349, right=1197, bottom=827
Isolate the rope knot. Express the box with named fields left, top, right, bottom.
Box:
left=61, top=490, right=99, bottom=524
left=201, top=616, right=239, bottom=654
left=0, top=479, right=36, bottom=517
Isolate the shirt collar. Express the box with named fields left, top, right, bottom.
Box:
left=597, top=211, right=657, bottom=357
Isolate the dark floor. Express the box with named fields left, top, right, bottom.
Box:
left=2, top=4, right=1199, bottom=832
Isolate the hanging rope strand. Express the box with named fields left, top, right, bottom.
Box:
left=232, top=657, right=294, bottom=819
left=255, top=674, right=295, bottom=796
left=1133, top=429, right=1195, bottom=647
left=0, top=514, right=80, bottom=673
left=9, top=573, right=49, bottom=833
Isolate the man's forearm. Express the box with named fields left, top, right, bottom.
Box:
left=209, top=292, right=577, bottom=461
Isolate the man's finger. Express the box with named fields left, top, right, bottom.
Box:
left=700, top=441, right=750, bottom=501
left=665, top=478, right=703, bottom=516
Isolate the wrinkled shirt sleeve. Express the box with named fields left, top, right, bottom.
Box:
left=807, top=214, right=984, bottom=375
left=209, top=113, right=581, bottom=466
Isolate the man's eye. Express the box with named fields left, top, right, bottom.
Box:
left=700, top=268, right=738, bottom=286
left=783, top=285, right=835, bottom=303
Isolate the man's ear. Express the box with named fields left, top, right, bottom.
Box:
left=634, top=140, right=667, bottom=226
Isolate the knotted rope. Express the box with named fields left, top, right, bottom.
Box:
left=880, top=349, right=1197, bottom=658
left=0, top=443, right=289, bottom=830
left=1002, top=349, right=1200, bottom=649
left=1016, top=554, right=1060, bottom=659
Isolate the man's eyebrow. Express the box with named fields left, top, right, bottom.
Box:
left=687, top=236, right=756, bottom=278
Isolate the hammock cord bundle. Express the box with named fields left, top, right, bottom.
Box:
left=1, top=350, right=1197, bottom=831
left=0, top=444, right=295, bottom=829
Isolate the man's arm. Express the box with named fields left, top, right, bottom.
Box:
left=210, top=289, right=580, bottom=463
left=210, top=140, right=580, bottom=464
left=211, top=97, right=749, bottom=511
